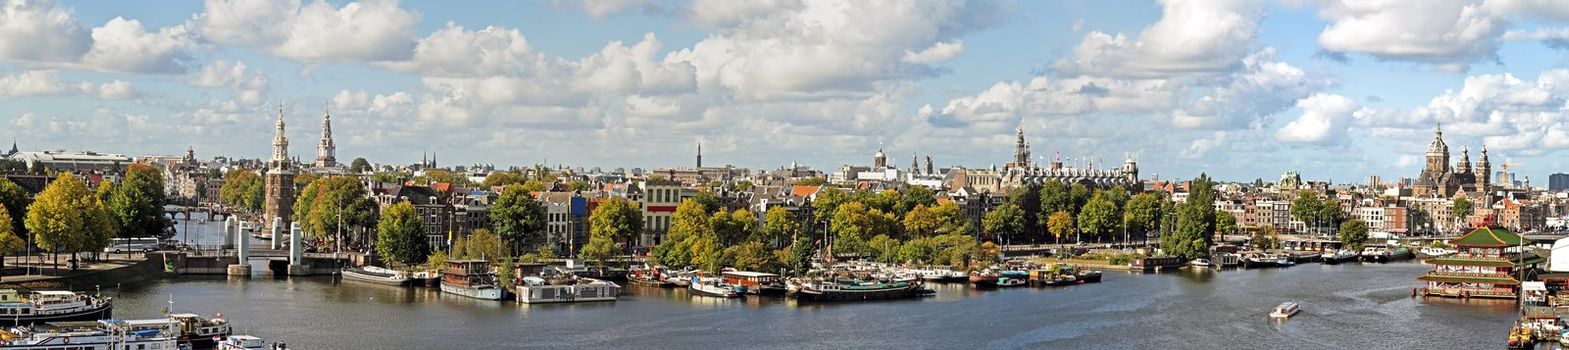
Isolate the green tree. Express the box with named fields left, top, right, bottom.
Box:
left=291, top=180, right=323, bottom=234
left=1317, top=201, right=1345, bottom=235
left=689, top=232, right=724, bottom=273
left=491, top=184, right=545, bottom=253
left=579, top=234, right=617, bottom=266
left=456, top=228, right=506, bottom=260
left=0, top=206, right=23, bottom=277
left=589, top=197, right=642, bottom=248
left=867, top=234, right=899, bottom=263
left=375, top=201, right=429, bottom=267
left=1216, top=211, right=1238, bottom=238
left=653, top=200, right=708, bottom=268
left=1122, top=193, right=1161, bottom=244
left=482, top=171, right=527, bottom=188
left=569, top=180, right=591, bottom=192
left=108, top=164, right=171, bottom=245
left=1290, top=190, right=1322, bottom=235
left=782, top=236, right=815, bottom=273
left=1162, top=174, right=1216, bottom=260
left=930, top=202, right=968, bottom=235
left=712, top=209, right=755, bottom=246
left=760, top=206, right=801, bottom=247
left=422, top=169, right=470, bottom=186
left=1076, top=194, right=1120, bottom=243
left=897, top=186, right=937, bottom=214
left=0, top=178, right=29, bottom=238
left=218, top=170, right=263, bottom=212
left=792, top=177, right=826, bottom=186
left=1068, top=183, right=1092, bottom=215
left=982, top=203, right=1024, bottom=243
left=723, top=241, right=774, bottom=272
left=1038, top=180, right=1069, bottom=216
left=902, top=204, right=941, bottom=238
left=812, top=187, right=847, bottom=223
left=1250, top=226, right=1280, bottom=250
left=692, top=191, right=721, bottom=214
left=1100, top=186, right=1130, bottom=212
left=1452, top=197, right=1473, bottom=228
left=349, top=157, right=372, bottom=173
left=25, top=173, right=114, bottom=269
left=304, top=177, right=378, bottom=247
left=1047, top=210, right=1074, bottom=246
left=1010, top=185, right=1042, bottom=241
left=1339, top=219, right=1369, bottom=252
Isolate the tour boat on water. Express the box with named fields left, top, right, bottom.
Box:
left=688, top=277, right=742, bottom=298
left=0, top=319, right=178, bottom=349
left=340, top=266, right=412, bottom=286
left=440, top=260, right=504, bottom=300
left=1269, top=302, right=1301, bottom=319
left=0, top=290, right=113, bottom=327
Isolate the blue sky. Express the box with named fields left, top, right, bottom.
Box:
left=5, top=0, right=1569, bottom=185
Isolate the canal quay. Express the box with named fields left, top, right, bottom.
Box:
left=85, top=219, right=1515, bottom=349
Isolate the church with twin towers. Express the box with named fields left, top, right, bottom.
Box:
left=263, top=104, right=346, bottom=230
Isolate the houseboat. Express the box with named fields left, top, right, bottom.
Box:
left=1321, top=249, right=1357, bottom=265
left=1030, top=264, right=1081, bottom=286
left=440, top=260, right=504, bottom=300
left=914, top=268, right=968, bottom=282
left=789, top=279, right=926, bottom=302
left=721, top=271, right=786, bottom=295
left=629, top=266, right=675, bottom=287
left=516, top=277, right=620, bottom=304
left=1130, top=256, right=1184, bottom=272
left=122, top=314, right=232, bottom=349
left=0, top=290, right=113, bottom=326
left=688, top=277, right=742, bottom=298
left=0, top=319, right=178, bottom=349
left=340, top=266, right=411, bottom=286
left=1359, top=245, right=1390, bottom=263
left=1418, top=227, right=1542, bottom=299
left=1269, top=302, right=1301, bottom=319
left=1077, top=269, right=1102, bottom=283
left=968, top=271, right=999, bottom=288
left=1241, top=253, right=1277, bottom=268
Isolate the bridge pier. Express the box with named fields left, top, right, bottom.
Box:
left=287, top=223, right=308, bottom=276
left=228, top=220, right=251, bottom=277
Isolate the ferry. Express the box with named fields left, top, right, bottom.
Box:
left=687, top=277, right=742, bottom=298
left=341, top=266, right=412, bottom=286
left=0, top=319, right=178, bottom=349
left=516, top=277, right=620, bottom=304
left=1269, top=302, right=1301, bottom=319
left=0, top=290, right=113, bottom=326
left=789, top=278, right=926, bottom=302
left=440, top=260, right=504, bottom=300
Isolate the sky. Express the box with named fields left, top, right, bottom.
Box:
left=5, top=0, right=1569, bottom=184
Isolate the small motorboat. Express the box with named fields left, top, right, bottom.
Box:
left=1189, top=259, right=1214, bottom=268
left=688, top=277, right=742, bottom=298
left=1269, top=302, right=1301, bottom=319
left=1076, top=270, right=1102, bottom=283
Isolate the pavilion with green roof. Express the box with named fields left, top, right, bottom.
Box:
left=1418, top=227, right=1541, bottom=299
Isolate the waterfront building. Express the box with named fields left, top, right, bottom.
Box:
left=999, top=127, right=1138, bottom=190
left=1418, top=227, right=1543, bottom=299
left=639, top=180, right=689, bottom=247
left=263, top=107, right=295, bottom=231
left=538, top=191, right=588, bottom=255
left=1411, top=125, right=1491, bottom=198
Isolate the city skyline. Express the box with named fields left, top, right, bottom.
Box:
left=5, top=0, right=1569, bottom=182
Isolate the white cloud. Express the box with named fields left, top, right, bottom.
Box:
left=1053, top=0, right=1264, bottom=79
left=1170, top=49, right=1332, bottom=129
left=94, top=80, right=135, bottom=100
left=901, top=40, right=963, bottom=64
left=81, top=17, right=195, bottom=73
left=330, top=89, right=414, bottom=118
left=0, top=0, right=90, bottom=62
left=1310, top=0, right=1569, bottom=70
left=0, top=70, right=68, bottom=97
left=687, top=0, right=799, bottom=27
left=195, top=0, right=419, bottom=63
left=554, top=0, right=654, bottom=18
left=1276, top=93, right=1361, bottom=144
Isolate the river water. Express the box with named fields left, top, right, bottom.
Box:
left=105, top=219, right=1517, bottom=349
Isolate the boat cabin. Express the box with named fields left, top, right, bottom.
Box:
left=721, top=271, right=781, bottom=289
left=443, top=260, right=497, bottom=286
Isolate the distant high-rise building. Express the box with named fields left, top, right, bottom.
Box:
left=1550, top=173, right=1569, bottom=191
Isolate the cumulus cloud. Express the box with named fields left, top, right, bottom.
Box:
left=1276, top=93, right=1361, bottom=144
left=0, top=0, right=90, bottom=61
left=0, top=70, right=135, bottom=100
left=902, top=40, right=963, bottom=64
left=330, top=89, right=414, bottom=118
left=1315, top=0, right=1506, bottom=71
left=1053, top=0, right=1264, bottom=79
left=195, top=0, right=419, bottom=63
left=1170, top=49, right=1333, bottom=129
left=81, top=17, right=195, bottom=73
left=553, top=0, right=660, bottom=18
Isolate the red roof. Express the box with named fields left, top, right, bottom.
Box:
left=790, top=185, right=822, bottom=198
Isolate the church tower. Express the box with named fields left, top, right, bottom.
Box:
left=264, top=105, right=296, bottom=231
left=1456, top=146, right=1471, bottom=174
left=315, top=110, right=336, bottom=168
left=1011, top=126, right=1031, bottom=169
left=1425, top=125, right=1450, bottom=177
left=873, top=148, right=887, bottom=169
left=1478, top=145, right=1492, bottom=193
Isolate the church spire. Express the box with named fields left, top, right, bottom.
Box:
left=315, top=108, right=337, bottom=168
left=269, top=103, right=291, bottom=171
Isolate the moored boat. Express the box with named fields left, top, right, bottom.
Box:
left=688, top=277, right=742, bottom=298
left=516, top=277, right=620, bottom=304
left=340, top=266, right=411, bottom=286
left=440, top=260, right=504, bottom=300
left=789, top=278, right=926, bottom=302
left=0, top=319, right=179, bottom=349
left=1359, top=246, right=1390, bottom=263
left=217, top=335, right=274, bottom=350
left=968, top=272, right=999, bottom=289
left=1242, top=254, right=1278, bottom=268
left=1076, top=270, right=1102, bottom=283
left=721, top=271, right=787, bottom=295
left=915, top=268, right=968, bottom=283
left=997, top=277, right=1027, bottom=287
left=0, top=290, right=113, bottom=327
left=1189, top=259, right=1213, bottom=268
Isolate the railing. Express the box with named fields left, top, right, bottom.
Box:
left=1422, top=271, right=1516, bottom=279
